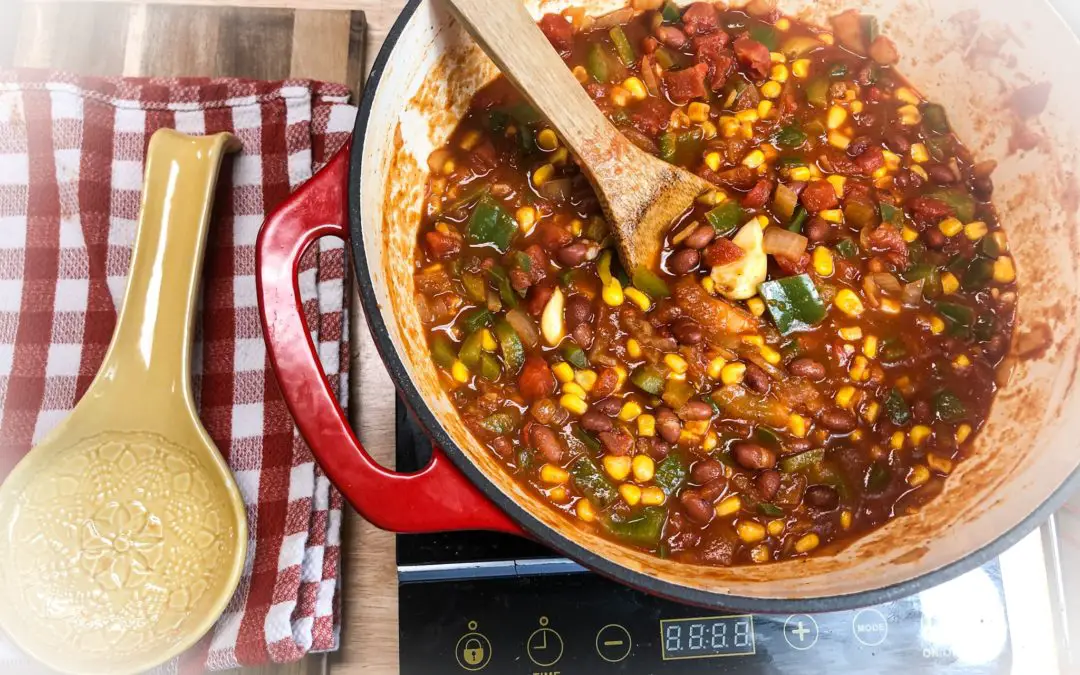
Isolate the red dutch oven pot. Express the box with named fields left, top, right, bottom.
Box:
left=257, top=0, right=1080, bottom=613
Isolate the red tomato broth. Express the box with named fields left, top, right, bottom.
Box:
left=412, top=2, right=1016, bottom=567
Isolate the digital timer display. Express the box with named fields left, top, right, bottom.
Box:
left=660, top=615, right=756, bottom=660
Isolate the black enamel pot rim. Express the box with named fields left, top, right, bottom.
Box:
left=346, top=0, right=1080, bottom=614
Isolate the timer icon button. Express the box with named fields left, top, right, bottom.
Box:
left=783, top=615, right=819, bottom=651
left=852, top=608, right=889, bottom=646
left=527, top=616, right=564, bottom=667
left=595, top=624, right=633, bottom=663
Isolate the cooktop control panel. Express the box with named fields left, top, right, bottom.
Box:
left=399, top=564, right=1010, bottom=674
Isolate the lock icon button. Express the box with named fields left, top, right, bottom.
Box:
left=455, top=622, right=492, bottom=671
left=463, top=638, right=485, bottom=666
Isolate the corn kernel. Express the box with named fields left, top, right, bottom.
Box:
left=664, top=353, right=689, bottom=375
left=820, top=32, right=835, bottom=45
left=610, top=86, right=631, bottom=107
left=893, top=86, right=919, bottom=105
left=569, top=218, right=583, bottom=236
left=760, top=345, right=782, bottom=366
left=819, top=209, right=844, bottom=224
left=840, top=510, right=853, bottom=529
left=826, top=175, right=847, bottom=198
left=879, top=298, right=901, bottom=315
left=954, top=354, right=971, bottom=369
left=532, top=163, right=555, bottom=187
left=911, top=164, right=929, bottom=181
left=826, top=105, right=848, bottom=130
left=619, top=401, right=643, bottom=422
left=638, top=414, right=656, bottom=437
left=736, top=109, right=760, bottom=123
left=536, top=129, right=559, bottom=152
left=515, top=206, right=538, bottom=234
left=641, top=486, right=666, bottom=506
left=775, top=17, right=792, bottom=31
left=863, top=401, right=881, bottom=423
left=839, top=326, right=863, bottom=341
left=898, top=105, right=923, bottom=125
left=720, top=117, right=741, bottom=139
left=742, top=335, right=765, bottom=347
left=702, top=277, right=717, bottom=295
left=859, top=336, right=878, bottom=360
left=835, top=289, right=865, bottom=317
left=828, top=131, right=851, bottom=149
left=910, top=425, right=932, bottom=445
left=614, top=366, right=627, bottom=391
left=927, top=453, right=955, bottom=476
left=890, top=431, right=906, bottom=450
left=702, top=152, right=723, bottom=175
left=883, top=149, right=901, bottom=170
left=703, top=431, right=718, bottom=452
left=812, top=246, right=835, bottom=277
left=938, top=217, right=963, bottom=238
left=849, top=355, right=869, bottom=382
left=901, top=225, right=919, bottom=243
left=721, top=362, right=746, bottom=386
left=441, top=158, right=456, bottom=175
left=851, top=430, right=864, bottom=442
left=687, top=101, right=711, bottom=123
left=625, top=287, right=652, bottom=312
left=625, top=338, right=643, bottom=360
left=956, top=424, right=973, bottom=444
left=745, top=297, right=766, bottom=318
left=575, top=369, right=598, bottom=391
left=850, top=100, right=865, bottom=114
left=551, top=147, right=569, bottom=166
left=552, top=362, right=574, bottom=384
left=872, top=167, right=890, bottom=182
left=701, top=119, right=718, bottom=139
left=909, top=142, right=930, bottom=164
left=698, top=189, right=726, bottom=206
left=632, top=455, right=656, bottom=483
left=751, top=545, right=771, bottom=564
left=602, top=280, right=625, bottom=307
left=540, top=464, right=569, bottom=484
left=713, top=495, right=741, bottom=518
left=460, top=129, right=482, bottom=151
left=757, top=100, right=775, bottom=119
left=576, top=499, right=596, bottom=522
left=795, top=533, right=820, bottom=554
left=791, top=58, right=811, bottom=79
left=671, top=109, right=691, bottom=129
left=451, top=360, right=470, bottom=383
left=789, top=166, right=812, bottom=181
left=929, top=315, right=946, bottom=335
left=563, top=384, right=588, bottom=401
left=993, top=231, right=1009, bottom=251
left=993, top=256, right=1016, bottom=283
left=707, top=357, right=726, bottom=380
left=620, top=483, right=642, bottom=506
left=743, top=149, right=766, bottom=169
left=789, top=414, right=808, bottom=438
left=603, top=455, right=632, bottom=482
left=560, top=394, right=588, bottom=415
left=767, top=519, right=786, bottom=537
left=960, top=221, right=988, bottom=241
left=737, top=521, right=767, bottom=544
left=572, top=65, right=589, bottom=83
left=907, top=464, right=930, bottom=487
left=755, top=214, right=771, bottom=229
left=835, top=386, right=857, bottom=409
left=549, top=486, right=569, bottom=503
left=477, top=329, right=496, bottom=352
left=770, top=64, right=790, bottom=84
left=938, top=271, right=960, bottom=295
left=623, top=76, right=647, bottom=101
left=761, top=81, right=782, bottom=99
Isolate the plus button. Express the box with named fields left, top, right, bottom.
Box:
left=783, top=615, right=820, bottom=651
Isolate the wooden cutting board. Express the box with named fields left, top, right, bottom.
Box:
left=5, top=1, right=410, bottom=673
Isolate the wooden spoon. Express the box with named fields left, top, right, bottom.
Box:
left=0, top=130, right=247, bottom=675
left=442, top=0, right=713, bottom=272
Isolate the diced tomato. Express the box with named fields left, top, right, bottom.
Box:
left=424, top=230, right=463, bottom=260
left=539, top=14, right=574, bottom=56
left=693, top=33, right=735, bottom=90
left=742, top=178, right=774, bottom=209
left=800, top=180, right=840, bottom=213
left=703, top=238, right=746, bottom=266
left=629, top=97, right=672, bottom=137
left=681, top=2, right=719, bottom=36
left=526, top=282, right=555, bottom=317
left=733, top=36, right=771, bottom=79
left=854, top=146, right=885, bottom=175
left=909, top=196, right=954, bottom=226
left=535, top=220, right=573, bottom=253
left=663, top=63, right=709, bottom=103
left=774, top=253, right=811, bottom=276
left=519, top=356, right=557, bottom=401
left=866, top=224, right=909, bottom=268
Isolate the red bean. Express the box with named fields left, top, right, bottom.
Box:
left=732, top=442, right=777, bottom=470
left=491, top=436, right=513, bottom=457
left=677, top=401, right=713, bottom=421
left=788, top=358, right=826, bottom=381
left=756, top=470, right=781, bottom=501
left=684, top=224, right=716, bottom=249
left=805, top=217, right=831, bottom=243
left=531, top=425, right=565, bottom=463
left=699, top=477, right=727, bottom=502
left=804, top=484, right=840, bottom=510
left=744, top=363, right=771, bottom=394
left=691, top=459, right=724, bottom=484
left=818, top=407, right=857, bottom=433
left=592, top=397, right=623, bottom=416
left=672, top=318, right=704, bottom=345
left=680, top=491, right=714, bottom=524
left=565, top=294, right=593, bottom=329
left=637, top=436, right=671, bottom=461
left=580, top=410, right=613, bottom=434
left=556, top=242, right=589, bottom=267
left=656, top=408, right=683, bottom=444
left=668, top=248, right=701, bottom=275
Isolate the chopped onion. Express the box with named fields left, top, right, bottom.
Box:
left=505, top=308, right=540, bottom=349
left=540, top=178, right=573, bottom=203
left=773, top=183, right=799, bottom=220
left=902, top=279, right=925, bottom=306
left=870, top=272, right=903, bottom=295
left=592, top=7, right=634, bottom=29
left=762, top=227, right=809, bottom=259
left=862, top=275, right=881, bottom=308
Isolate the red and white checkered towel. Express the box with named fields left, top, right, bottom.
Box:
left=0, top=71, right=355, bottom=671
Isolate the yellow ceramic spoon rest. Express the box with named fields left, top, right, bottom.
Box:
left=0, top=130, right=248, bottom=675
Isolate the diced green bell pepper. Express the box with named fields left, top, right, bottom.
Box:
left=935, top=301, right=975, bottom=336
left=478, top=352, right=502, bottom=382
left=787, top=206, right=809, bottom=233
left=460, top=308, right=492, bottom=333
left=493, top=318, right=524, bottom=375
left=573, top=427, right=602, bottom=453
left=462, top=271, right=487, bottom=303
left=654, top=455, right=687, bottom=496
left=963, top=258, right=994, bottom=291
left=758, top=274, right=828, bottom=335
left=603, top=506, right=667, bottom=547
left=467, top=196, right=518, bottom=252
left=480, top=409, right=520, bottom=434
left=749, top=25, right=779, bottom=51
left=560, top=342, right=589, bottom=369
left=660, top=0, right=681, bottom=23
left=431, top=334, right=457, bottom=370
left=587, top=43, right=613, bottom=84
left=631, top=365, right=666, bottom=395
left=458, top=330, right=485, bottom=370
left=933, top=390, right=967, bottom=422
left=487, top=266, right=519, bottom=308
left=927, top=188, right=977, bottom=224
left=829, top=63, right=849, bottom=78
left=884, top=388, right=911, bottom=426
left=780, top=448, right=824, bottom=474
left=922, top=103, right=951, bottom=134
left=658, top=131, right=678, bottom=162
left=758, top=503, right=784, bottom=517
left=806, top=78, right=830, bottom=108
left=835, top=238, right=859, bottom=259
left=865, top=461, right=891, bottom=495
left=609, top=26, right=637, bottom=66
left=775, top=125, right=808, bottom=149
left=572, top=456, right=619, bottom=507
left=632, top=268, right=671, bottom=299
left=706, top=202, right=745, bottom=236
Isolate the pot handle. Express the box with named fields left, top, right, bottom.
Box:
left=257, top=143, right=522, bottom=535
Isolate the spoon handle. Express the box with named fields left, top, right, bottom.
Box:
left=441, top=0, right=625, bottom=174
left=94, top=130, right=238, bottom=404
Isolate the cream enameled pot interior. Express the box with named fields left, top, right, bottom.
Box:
left=356, top=0, right=1080, bottom=602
